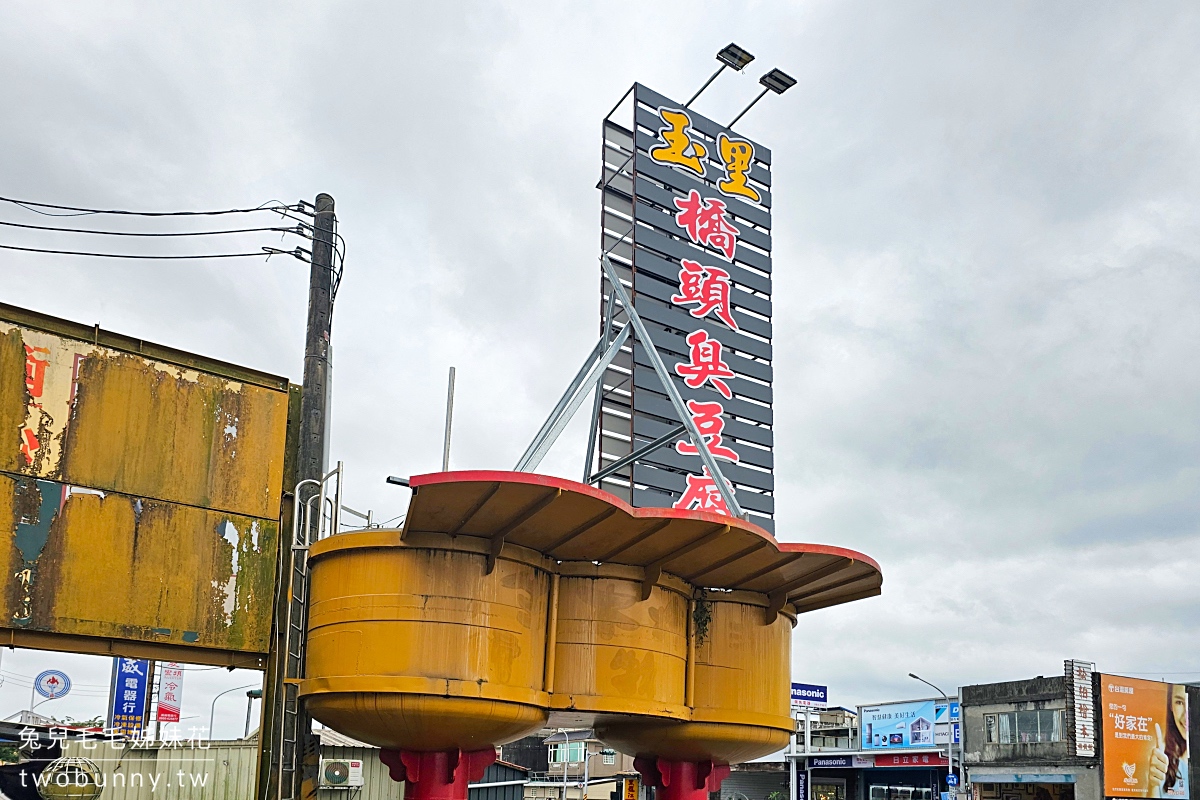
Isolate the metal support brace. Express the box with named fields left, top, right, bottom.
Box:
left=583, top=291, right=618, bottom=481
left=514, top=324, right=630, bottom=472
left=512, top=253, right=744, bottom=520
left=588, top=424, right=686, bottom=485
left=600, top=255, right=744, bottom=517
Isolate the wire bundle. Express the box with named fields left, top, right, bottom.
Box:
left=0, top=196, right=345, bottom=297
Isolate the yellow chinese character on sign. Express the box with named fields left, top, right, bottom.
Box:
left=650, top=108, right=707, bottom=176
left=717, top=133, right=760, bottom=202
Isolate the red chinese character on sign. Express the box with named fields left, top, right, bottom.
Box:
left=674, top=330, right=735, bottom=399
left=20, top=429, right=38, bottom=465
left=24, top=346, right=49, bottom=400
left=672, top=260, right=739, bottom=331
left=673, top=189, right=740, bottom=262
left=672, top=467, right=734, bottom=515
left=676, top=399, right=739, bottom=463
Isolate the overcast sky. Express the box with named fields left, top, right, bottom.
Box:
left=1, top=1, right=1198, bottom=737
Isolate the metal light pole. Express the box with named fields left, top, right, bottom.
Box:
left=561, top=729, right=572, bottom=800
left=209, top=683, right=258, bottom=740
left=245, top=688, right=263, bottom=738
left=909, top=673, right=954, bottom=797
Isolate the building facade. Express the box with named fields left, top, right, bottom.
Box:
left=961, top=675, right=1098, bottom=800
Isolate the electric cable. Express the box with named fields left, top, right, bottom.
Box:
left=0, top=243, right=305, bottom=260
left=0, top=219, right=306, bottom=238
left=0, top=195, right=303, bottom=218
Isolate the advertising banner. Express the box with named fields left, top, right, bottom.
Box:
left=156, top=662, right=184, bottom=724
left=1101, top=675, right=1189, bottom=798
left=861, top=699, right=959, bottom=750
left=107, top=658, right=151, bottom=737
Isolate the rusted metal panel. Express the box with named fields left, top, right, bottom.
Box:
left=0, top=474, right=277, bottom=652
left=0, top=306, right=291, bottom=660
left=1, top=319, right=288, bottom=519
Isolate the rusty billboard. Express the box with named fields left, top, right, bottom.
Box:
left=0, top=302, right=293, bottom=667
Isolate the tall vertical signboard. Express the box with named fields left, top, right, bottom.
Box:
left=1064, top=659, right=1096, bottom=757
left=156, top=661, right=185, bottom=724
left=596, top=85, right=775, bottom=531
left=107, top=658, right=151, bottom=737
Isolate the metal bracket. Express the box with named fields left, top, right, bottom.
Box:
left=588, top=423, right=686, bottom=486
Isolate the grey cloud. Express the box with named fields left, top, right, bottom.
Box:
left=0, top=0, right=1197, bottom=727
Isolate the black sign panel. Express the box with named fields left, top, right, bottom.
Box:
left=596, top=84, right=774, bottom=532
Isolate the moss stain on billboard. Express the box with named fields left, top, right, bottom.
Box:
left=0, top=310, right=290, bottom=659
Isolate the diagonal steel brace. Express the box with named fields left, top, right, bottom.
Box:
left=514, top=322, right=631, bottom=472
left=600, top=255, right=744, bottom=518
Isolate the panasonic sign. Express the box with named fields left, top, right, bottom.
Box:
left=791, top=682, right=829, bottom=709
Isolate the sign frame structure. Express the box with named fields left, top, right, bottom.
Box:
left=1099, top=674, right=1190, bottom=799
left=107, top=657, right=152, bottom=737
left=593, top=83, right=776, bottom=532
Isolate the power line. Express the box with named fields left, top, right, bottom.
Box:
left=0, top=218, right=306, bottom=238
left=0, top=195, right=304, bottom=218
left=0, top=243, right=308, bottom=261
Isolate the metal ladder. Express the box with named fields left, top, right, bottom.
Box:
left=277, top=463, right=342, bottom=799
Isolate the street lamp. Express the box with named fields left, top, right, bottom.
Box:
left=685, top=43, right=756, bottom=108
left=728, top=68, right=797, bottom=128
left=558, top=728, right=572, bottom=800
left=208, top=684, right=258, bottom=741
left=244, top=688, right=263, bottom=738
left=908, top=674, right=956, bottom=795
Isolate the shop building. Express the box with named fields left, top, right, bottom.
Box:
left=960, top=674, right=1099, bottom=800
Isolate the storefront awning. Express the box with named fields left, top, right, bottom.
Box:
left=969, top=774, right=1076, bottom=784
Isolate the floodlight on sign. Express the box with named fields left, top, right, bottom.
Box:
left=728, top=67, right=797, bottom=128
left=759, top=68, right=797, bottom=94
left=686, top=42, right=756, bottom=107
left=717, top=43, right=755, bottom=71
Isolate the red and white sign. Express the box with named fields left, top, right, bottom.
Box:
left=156, top=662, right=184, bottom=723
left=873, top=753, right=949, bottom=768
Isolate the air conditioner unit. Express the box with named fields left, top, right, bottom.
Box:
left=320, top=759, right=365, bottom=788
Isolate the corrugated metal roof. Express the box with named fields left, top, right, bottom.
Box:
left=317, top=727, right=376, bottom=748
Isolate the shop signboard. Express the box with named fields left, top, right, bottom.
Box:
left=861, top=699, right=958, bottom=750
left=792, top=683, right=829, bottom=709
left=1100, top=674, right=1189, bottom=798
left=1065, top=658, right=1096, bottom=757
left=596, top=85, right=776, bottom=531
left=874, top=753, right=949, bottom=768
left=156, top=662, right=184, bottom=724
left=107, top=657, right=151, bottom=737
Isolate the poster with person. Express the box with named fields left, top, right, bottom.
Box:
left=1101, top=675, right=1190, bottom=798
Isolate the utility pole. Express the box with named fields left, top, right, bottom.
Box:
left=299, top=193, right=336, bottom=489
left=293, top=193, right=336, bottom=800
left=259, top=194, right=337, bottom=800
